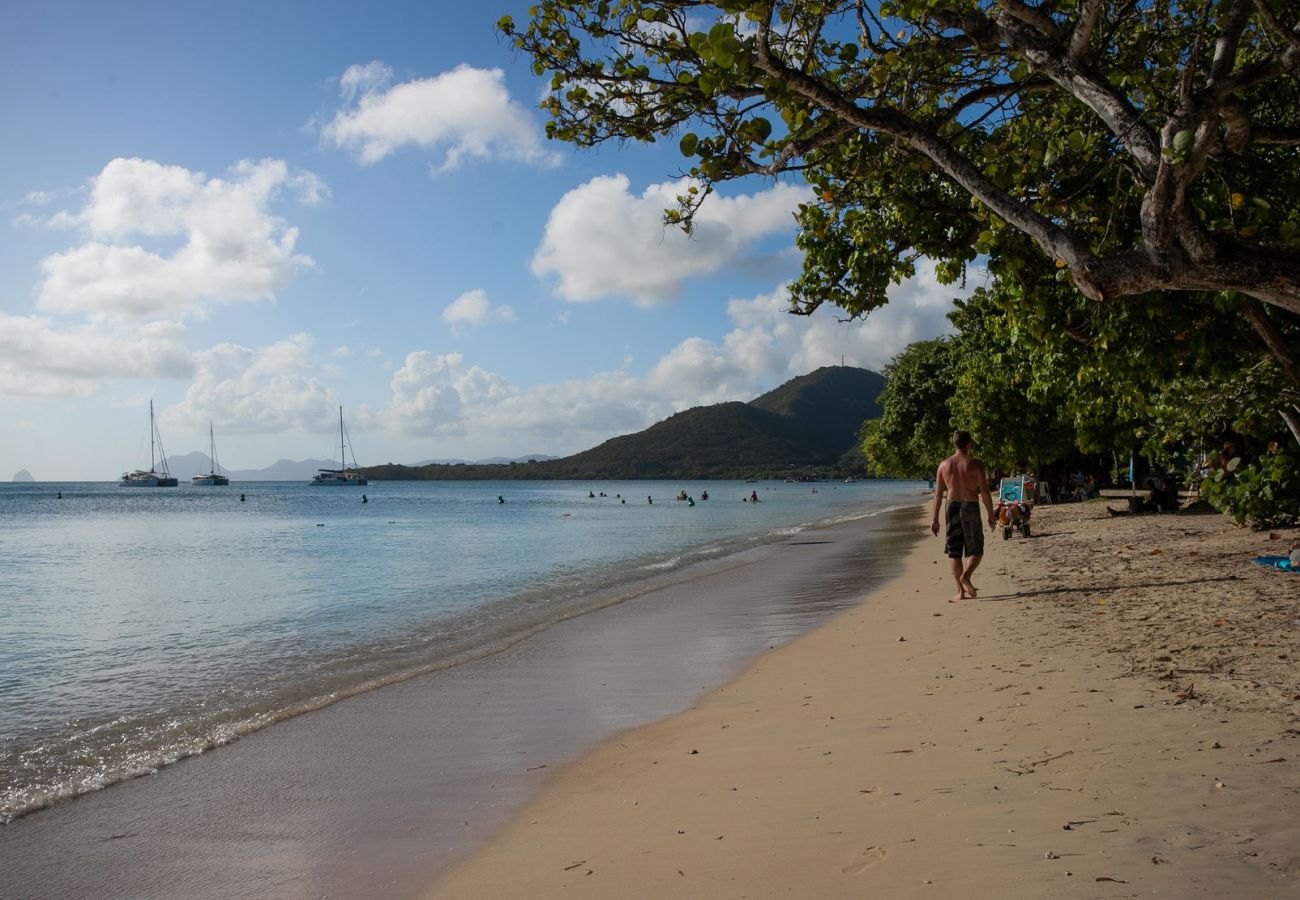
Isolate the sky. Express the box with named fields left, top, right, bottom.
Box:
left=1, top=0, right=965, bottom=480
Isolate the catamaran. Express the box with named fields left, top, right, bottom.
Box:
left=192, top=421, right=230, bottom=486
left=310, top=406, right=367, bottom=486
left=121, top=400, right=179, bottom=487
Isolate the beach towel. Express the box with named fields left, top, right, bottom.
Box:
left=1252, top=555, right=1297, bottom=572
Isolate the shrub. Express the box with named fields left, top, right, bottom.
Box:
left=1200, top=450, right=1300, bottom=528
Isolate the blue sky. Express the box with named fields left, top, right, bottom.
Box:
left=1, top=1, right=961, bottom=479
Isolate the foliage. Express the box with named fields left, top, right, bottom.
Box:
left=503, top=1, right=1300, bottom=317
left=863, top=261, right=1300, bottom=499
left=861, top=338, right=955, bottom=478
left=1200, top=449, right=1300, bottom=528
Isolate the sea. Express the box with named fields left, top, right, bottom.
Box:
left=0, top=477, right=922, bottom=825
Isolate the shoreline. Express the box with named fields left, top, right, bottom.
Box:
left=0, top=502, right=922, bottom=900
left=426, top=504, right=1300, bottom=898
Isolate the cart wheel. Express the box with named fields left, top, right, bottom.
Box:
left=1002, top=526, right=1011, bottom=540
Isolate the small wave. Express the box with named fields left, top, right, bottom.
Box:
left=640, top=556, right=682, bottom=571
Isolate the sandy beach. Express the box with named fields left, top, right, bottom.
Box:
left=426, top=502, right=1300, bottom=898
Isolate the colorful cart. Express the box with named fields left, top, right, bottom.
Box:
left=996, top=476, right=1035, bottom=539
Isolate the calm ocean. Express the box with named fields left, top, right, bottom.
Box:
left=0, top=478, right=920, bottom=823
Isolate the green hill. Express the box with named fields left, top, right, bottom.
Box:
left=362, top=365, right=884, bottom=480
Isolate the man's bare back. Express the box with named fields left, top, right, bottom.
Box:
left=935, top=452, right=987, bottom=502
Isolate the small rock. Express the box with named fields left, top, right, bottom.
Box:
left=1045, top=851, right=1060, bottom=859
left=897, top=636, right=907, bottom=642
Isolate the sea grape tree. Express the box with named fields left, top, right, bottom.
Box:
left=500, top=0, right=1300, bottom=318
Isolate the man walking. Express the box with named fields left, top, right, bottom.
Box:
left=931, top=431, right=996, bottom=600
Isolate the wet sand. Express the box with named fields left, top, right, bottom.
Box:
left=428, top=505, right=1299, bottom=898
left=0, top=507, right=919, bottom=900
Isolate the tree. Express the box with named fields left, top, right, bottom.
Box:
left=501, top=1, right=1300, bottom=317
left=861, top=338, right=955, bottom=478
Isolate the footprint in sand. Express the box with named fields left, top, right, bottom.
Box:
left=842, top=846, right=887, bottom=875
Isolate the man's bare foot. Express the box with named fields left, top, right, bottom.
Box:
left=961, top=578, right=978, bottom=599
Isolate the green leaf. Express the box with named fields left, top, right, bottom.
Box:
left=679, top=132, right=699, bottom=157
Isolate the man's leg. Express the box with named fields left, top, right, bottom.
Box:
left=961, top=554, right=982, bottom=598
left=949, top=556, right=966, bottom=599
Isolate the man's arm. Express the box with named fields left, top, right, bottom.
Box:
left=978, top=462, right=996, bottom=527
left=931, top=465, right=946, bottom=536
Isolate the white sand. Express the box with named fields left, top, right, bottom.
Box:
left=425, top=507, right=1300, bottom=898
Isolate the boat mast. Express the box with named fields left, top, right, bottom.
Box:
left=209, top=421, right=217, bottom=475
left=150, top=399, right=156, bottom=473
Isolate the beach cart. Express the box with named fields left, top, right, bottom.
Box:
left=995, top=476, right=1035, bottom=540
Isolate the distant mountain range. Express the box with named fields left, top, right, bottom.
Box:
left=359, top=366, right=885, bottom=481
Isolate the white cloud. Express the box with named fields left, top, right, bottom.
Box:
left=0, top=313, right=193, bottom=397
left=384, top=351, right=514, bottom=436
left=168, top=334, right=340, bottom=433
left=441, top=288, right=517, bottom=328
left=37, top=157, right=323, bottom=321
left=532, top=174, right=808, bottom=305
left=379, top=263, right=971, bottom=450
left=323, top=62, right=558, bottom=171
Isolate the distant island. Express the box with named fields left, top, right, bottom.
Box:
left=12, top=469, right=35, bottom=483
left=359, top=366, right=885, bottom=481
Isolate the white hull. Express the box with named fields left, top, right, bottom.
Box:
left=121, top=470, right=178, bottom=487
left=191, top=474, right=230, bottom=486
left=310, top=472, right=367, bottom=486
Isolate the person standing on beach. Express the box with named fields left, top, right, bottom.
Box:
left=931, top=431, right=996, bottom=600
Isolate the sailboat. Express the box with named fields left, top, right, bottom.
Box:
left=121, top=400, right=179, bottom=487
left=309, top=406, right=367, bottom=486
left=191, top=422, right=230, bottom=486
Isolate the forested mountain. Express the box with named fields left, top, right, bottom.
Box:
left=361, top=366, right=885, bottom=481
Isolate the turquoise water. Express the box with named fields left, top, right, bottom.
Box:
left=0, top=478, right=920, bottom=822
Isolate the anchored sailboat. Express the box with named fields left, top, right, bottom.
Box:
left=121, top=400, right=179, bottom=487
left=192, top=422, right=230, bottom=486
left=310, top=406, right=367, bottom=486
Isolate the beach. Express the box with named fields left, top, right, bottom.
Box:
left=426, top=502, right=1300, bottom=898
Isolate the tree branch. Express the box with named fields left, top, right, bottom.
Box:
left=753, top=13, right=1087, bottom=267
left=1069, top=0, right=1104, bottom=61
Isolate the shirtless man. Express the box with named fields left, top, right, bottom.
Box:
left=930, top=431, right=996, bottom=600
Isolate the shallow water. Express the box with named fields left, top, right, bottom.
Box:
left=0, top=478, right=920, bottom=822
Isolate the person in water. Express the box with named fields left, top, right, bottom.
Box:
left=750, top=490, right=759, bottom=502
left=931, top=430, right=996, bottom=600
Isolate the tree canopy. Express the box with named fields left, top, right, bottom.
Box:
left=501, top=1, right=1300, bottom=317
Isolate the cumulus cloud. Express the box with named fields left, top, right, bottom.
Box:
left=168, top=334, right=341, bottom=433
left=380, top=262, right=972, bottom=449
left=37, top=157, right=323, bottom=321
left=384, top=351, right=514, bottom=436
left=0, top=313, right=193, bottom=396
left=323, top=62, right=558, bottom=171
left=441, top=288, right=517, bottom=329
left=532, top=174, right=808, bottom=305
